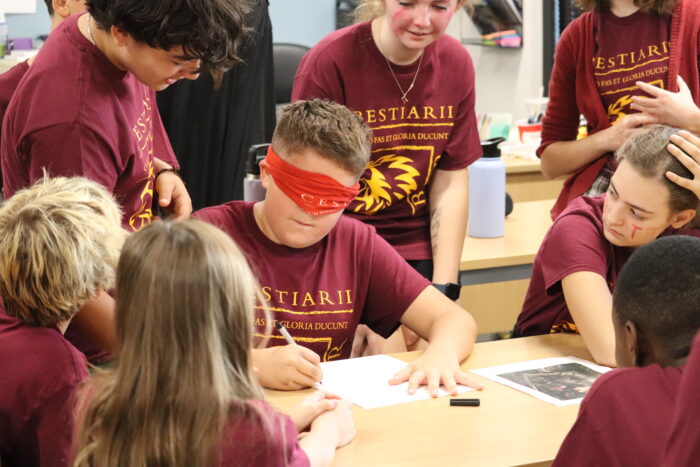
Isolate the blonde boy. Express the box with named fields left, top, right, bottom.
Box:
left=195, top=99, right=480, bottom=395
left=0, top=176, right=127, bottom=467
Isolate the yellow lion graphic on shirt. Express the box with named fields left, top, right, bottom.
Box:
left=353, top=153, right=424, bottom=215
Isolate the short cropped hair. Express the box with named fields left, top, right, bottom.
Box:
left=44, top=0, right=54, bottom=16
left=86, top=0, right=251, bottom=70
left=613, top=236, right=700, bottom=359
left=616, top=124, right=699, bottom=214
left=574, top=0, right=676, bottom=15
left=272, top=99, right=372, bottom=178
left=0, top=176, right=127, bottom=326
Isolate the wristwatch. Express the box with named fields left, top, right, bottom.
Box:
left=433, top=282, right=461, bottom=301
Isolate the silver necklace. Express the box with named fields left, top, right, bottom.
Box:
left=384, top=51, right=423, bottom=104
left=86, top=14, right=96, bottom=45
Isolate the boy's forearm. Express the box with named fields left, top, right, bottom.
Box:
left=425, top=307, right=477, bottom=362
left=429, top=169, right=467, bottom=284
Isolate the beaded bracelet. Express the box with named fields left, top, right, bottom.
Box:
left=155, top=167, right=184, bottom=183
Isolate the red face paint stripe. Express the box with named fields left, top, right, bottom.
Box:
left=631, top=224, right=643, bottom=238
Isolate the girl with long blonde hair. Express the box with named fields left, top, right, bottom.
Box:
left=73, top=219, right=354, bottom=466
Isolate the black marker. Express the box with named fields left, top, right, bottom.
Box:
left=449, top=398, right=480, bottom=407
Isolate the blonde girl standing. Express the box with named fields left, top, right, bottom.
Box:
left=293, top=0, right=480, bottom=351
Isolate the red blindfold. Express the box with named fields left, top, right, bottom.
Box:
left=261, top=146, right=360, bottom=215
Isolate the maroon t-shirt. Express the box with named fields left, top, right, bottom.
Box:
left=553, top=364, right=683, bottom=466
left=665, top=331, right=700, bottom=464
left=292, top=21, right=481, bottom=260
left=194, top=201, right=430, bottom=361
left=0, top=303, right=88, bottom=467
left=1, top=13, right=176, bottom=232
left=0, top=61, right=29, bottom=190
left=0, top=61, right=29, bottom=132
left=594, top=8, right=671, bottom=125
left=220, top=401, right=309, bottom=466
left=516, top=195, right=635, bottom=336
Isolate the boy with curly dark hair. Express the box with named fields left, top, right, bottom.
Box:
left=1, top=0, right=252, bottom=362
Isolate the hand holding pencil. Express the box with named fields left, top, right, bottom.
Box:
left=251, top=323, right=323, bottom=390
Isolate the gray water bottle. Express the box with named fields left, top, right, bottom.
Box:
left=243, top=144, right=269, bottom=202
left=468, top=137, right=506, bottom=238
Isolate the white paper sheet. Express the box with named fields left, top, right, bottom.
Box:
left=471, top=356, right=612, bottom=407
left=319, top=354, right=474, bottom=409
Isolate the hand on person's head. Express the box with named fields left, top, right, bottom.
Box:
left=155, top=171, right=192, bottom=220
left=666, top=130, right=700, bottom=199
left=631, top=77, right=700, bottom=130
left=602, top=112, right=659, bottom=153
left=254, top=345, right=323, bottom=390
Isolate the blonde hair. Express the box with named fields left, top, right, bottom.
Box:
left=354, top=0, right=471, bottom=23
left=272, top=99, right=372, bottom=177
left=0, top=176, right=125, bottom=326
left=73, top=220, right=271, bottom=467
left=616, top=124, right=699, bottom=214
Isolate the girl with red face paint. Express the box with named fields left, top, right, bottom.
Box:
left=292, top=0, right=480, bottom=353
left=515, top=125, right=700, bottom=368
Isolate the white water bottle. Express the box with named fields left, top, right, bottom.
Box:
left=468, top=137, right=506, bottom=238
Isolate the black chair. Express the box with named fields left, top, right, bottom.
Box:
left=272, top=43, right=310, bottom=105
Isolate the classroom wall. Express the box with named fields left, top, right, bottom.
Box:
left=4, top=0, right=50, bottom=41
left=268, top=0, right=544, bottom=120
left=268, top=0, right=336, bottom=47
left=5, top=0, right=542, bottom=121
left=4, top=0, right=338, bottom=48
left=446, top=3, right=543, bottom=121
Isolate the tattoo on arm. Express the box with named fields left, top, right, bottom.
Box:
left=430, top=205, right=442, bottom=257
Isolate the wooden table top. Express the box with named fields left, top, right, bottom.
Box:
left=461, top=200, right=553, bottom=271
left=505, top=157, right=542, bottom=175
left=267, top=334, right=589, bottom=467
left=0, top=58, right=17, bottom=74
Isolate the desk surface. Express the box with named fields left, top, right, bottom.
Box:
left=505, top=157, right=541, bottom=175
left=0, top=58, right=16, bottom=74
left=268, top=334, right=589, bottom=467
left=461, top=199, right=553, bottom=271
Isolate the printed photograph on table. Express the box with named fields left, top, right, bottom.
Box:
left=471, top=357, right=611, bottom=406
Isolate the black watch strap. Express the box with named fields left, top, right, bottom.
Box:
left=433, top=282, right=461, bottom=300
